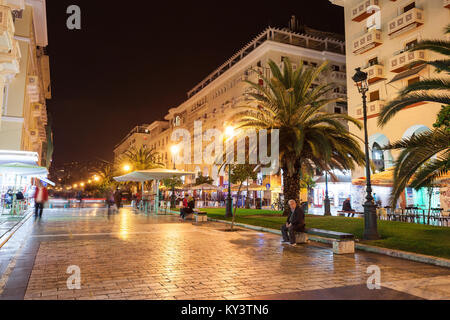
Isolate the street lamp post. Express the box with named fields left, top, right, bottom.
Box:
left=352, top=67, right=380, bottom=240
left=170, top=145, right=180, bottom=209
left=225, top=126, right=234, bottom=218
left=324, top=172, right=331, bottom=216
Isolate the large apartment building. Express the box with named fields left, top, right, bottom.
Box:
left=117, top=20, right=349, bottom=202
left=329, top=0, right=449, bottom=210
left=0, top=0, right=51, bottom=167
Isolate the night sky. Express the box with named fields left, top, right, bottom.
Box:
left=46, top=0, right=344, bottom=166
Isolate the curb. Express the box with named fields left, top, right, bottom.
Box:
left=0, top=210, right=34, bottom=249
left=208, top=217, right=450, bottom=268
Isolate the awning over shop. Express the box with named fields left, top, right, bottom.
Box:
left=0, top=162, right=48, bottom=176
left=113, top=168, right=196, bottom=182
left=352, top=168, right=450, bottom=187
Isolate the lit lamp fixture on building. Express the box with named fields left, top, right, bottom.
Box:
left=352, top=67, right=379, bottom=240
left=123, top=164, right=131, bottom=172
left=170, top=144, right=180, bottom=208
left=225, top=125, right=235, bottom=218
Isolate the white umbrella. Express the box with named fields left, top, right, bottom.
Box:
left=113, top=169, right=195, bottom=213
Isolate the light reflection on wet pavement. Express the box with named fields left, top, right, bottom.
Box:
left=0, top=207, right=448, bottom=300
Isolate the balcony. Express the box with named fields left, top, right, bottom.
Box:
left=331, top=92, right=347, bottom=100
left=389, top=50, right=426, bottom=73
left=388, top=8, right=424, bottom=37
left=0, top=5, right=14, bottom=53
left=445, top=0, right=450, bottom=9
left=354, top=100, right=384, bottom=118
left=363, top=64, right=385, bottom=84
left=32, top=103, right=41, bottom=117
left=351, top=0, right=380, bottom=22
left=352, top=29, right=382, bottom=54
left=330, top=70, right=346, bottom=83
left=0, top=40, right=20, bottom=75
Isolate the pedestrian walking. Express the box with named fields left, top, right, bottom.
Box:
left=34, top=183, right=49, bottom=218
left=114, top=188, right=122, bottom=210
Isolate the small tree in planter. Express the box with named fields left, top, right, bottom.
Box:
left=228, top=163, right=258, bottom=230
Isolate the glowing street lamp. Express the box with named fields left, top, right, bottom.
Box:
left=123, top=164, right=131, bottom=172
left=80, top=182, right=85, bottom=187
left=73, top=184, right=78, bottom=188
left=170, top=144, right=180, bottom=208
left=93, top=176, right=100, bottom=182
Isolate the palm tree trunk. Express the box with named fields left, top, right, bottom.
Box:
left=282, top=164, right=300, bottom=216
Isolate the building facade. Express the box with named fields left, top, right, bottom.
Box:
left=0, top=0, right=51, bottom=167
left=330, top=0, right=449, bottom=210
left=113, top=124, right=151, bottom=162
left=116, top=23, right=349, bottom=204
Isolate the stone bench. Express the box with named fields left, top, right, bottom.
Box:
left=296, top=228, right=355, bottom=254
left=184, top=211, right=208, bottom=222
left=194, top=211, right=207, bottom=223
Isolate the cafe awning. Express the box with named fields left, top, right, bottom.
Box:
left=114, top=168, right=195, bottom=182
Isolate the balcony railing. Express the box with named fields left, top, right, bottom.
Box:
left=331, top=92, right=347, bottom=100
left=32, top=104, right=41, bottom=117
left=330, top=70, right=346, bottom=83
left=0, top=5, right=15, bottom=53
left=352, top=29, right=382, bottom=54
left=445, top=0, right=450, bottom=9
left=363, top=64, right=385, bottom=84
left=388, top=8, right=424, bottom=37
left=389, top=50, right=426, bottom=73
left=351, top=0, right=380, bottom=22
left=354, top=100, right=384, bottom=118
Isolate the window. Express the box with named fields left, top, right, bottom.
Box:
left=332, top=65, right=340, bottom=71
left=408, top=76, right=420, bottom=86
left=257, top=61, right=262, bottom=68
left=405, top=39, right=418, bottom=51
left=369, top=90, right=380, bottom=102
left=368, top=57, right=379, bottom=66
left=303, top=61, right=309, bottom=65
left=372, top=143, right=385, bottom=172
left=403, top=2, right=415, bottom=13
left=310, top=62, right=317, bottom=67
left=334, top=107, right=342, bottom=114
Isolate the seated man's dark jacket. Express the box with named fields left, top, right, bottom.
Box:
left=342, top=200, right=353, bottom=211
left=287, top=206, right=305, bottom=232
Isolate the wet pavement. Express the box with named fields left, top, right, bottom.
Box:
left=0, top=206, right=449, bottom=300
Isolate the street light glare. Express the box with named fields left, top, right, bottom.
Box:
left=170, top=144, right=180, bottom=154
left=123, top=164, right=131, bottom=172
left=225, top=126, right=235, bottom=137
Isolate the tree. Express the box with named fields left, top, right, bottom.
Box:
left=382, top=129, right=449, bottom=207
left=228, top=163, right=258, bottom=230
left=94, top=163, right=117, bottom=195
left=120, top=146, right=164, bottom=171
left=378, top=25, right=450, bottom=126
left=300, top=172, right=316, bottom=204
left=194, top=172, right=214, bottom=185
left=233, top=58, right=366, bottom=215
left=379, top=25, right=450, bottom=207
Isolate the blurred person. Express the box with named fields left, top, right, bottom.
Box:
left=34, top=183, right=48, bottom=218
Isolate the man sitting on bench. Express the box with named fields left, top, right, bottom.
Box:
left=281, top=199, right=305, bottom=246
left=342, top=197, right=355, bottom=217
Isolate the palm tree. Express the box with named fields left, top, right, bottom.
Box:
left=382, top=128, right=449, bottom=207
left=233, top=58, right=366, bottom=215
left=378, top=25, right=450, bottom=126
left=120, top=146, right=164, bottom=171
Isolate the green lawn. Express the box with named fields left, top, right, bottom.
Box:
left=202, top=208, right=450, bottom=259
